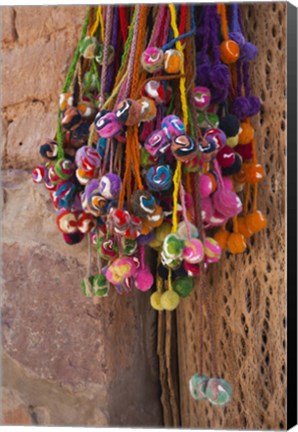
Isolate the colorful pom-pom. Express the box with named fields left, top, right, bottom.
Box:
left=204, top=378, right=232, bottom=406
left=115, top=98, right=142, bottom=126
left=141, top=47, right=164, bottom=73
left=189, top=374, right=209, bottom=400
left=163, top=49, right=182, bottom=74
left=146, top=165, right=173, bottom=192
left=171, top=135, right=198, bottom=162
left=99, top=173, right=122, bottom=199
left=94, top=110, right=122, bottom=138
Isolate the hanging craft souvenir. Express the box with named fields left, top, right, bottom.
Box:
left=32, top=3, right=266, bottom=407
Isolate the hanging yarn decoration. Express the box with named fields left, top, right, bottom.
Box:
left=32, top=3, right=266, bottom=408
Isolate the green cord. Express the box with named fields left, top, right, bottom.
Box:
left=56, top=7, right=91, bottom=156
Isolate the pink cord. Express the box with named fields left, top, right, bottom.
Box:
left=100, top=6, right=113, bottom=105
left=149, top=6, right=166, bottom=47
left=123, top=5, right=141, bottom=99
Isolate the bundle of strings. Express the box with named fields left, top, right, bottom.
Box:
left=32, top=4, right=266, bottom=407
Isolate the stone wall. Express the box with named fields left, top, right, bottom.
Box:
left=1, top=6, right=162, bottom=426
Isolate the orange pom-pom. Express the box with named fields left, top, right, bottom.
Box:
left=237, top=216, right=253, bottom=239
left=214, top=229, right=229, bottom=249
left=227, top=232, right=247, bottom=254
left=234, top=168, right=247, bottom=184
left=205, top=172, right=217, bottom=193
left=239, top=123, right=254, bottom=145
left=245, top=211, right=268, bottom=233
left=242, top=163, right=265, bottom=183
left=219, top=40, right=240, bottom=64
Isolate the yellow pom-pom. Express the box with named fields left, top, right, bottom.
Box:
left=149, top=222, right=172, bottom=250
left=226, top=135, right=239, bottom=148
left=239, top=123, right=254, bottom=145
left=160, top=290, right=180, bottom=311
left=227, top=232, right=247, bottom=254
left=219, top=40, right=240, bottom=64
left=150, top=292, right=164, bottom=311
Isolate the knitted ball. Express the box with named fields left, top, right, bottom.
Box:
left=115, top=98, right=142, bottom=126
left=141, top=47, right=164, bottom=73
left=110, top=208, right=131, bottom=234
left=143, top=205, right=164, bottom=229
left=99, top=173, right=122, bottom=199
left=162, top=233, right=185, bottom=260
left=81, top=274, right=109, bottom=298
left=177, top=221, right=199, bottom=239
left=205, top=171, right=218, bottom=193
left=173, top=277, right=193, bottom=298
left=222, top=153, right=242, bottom=176
left=239, top=41, right=258, bottom=62
left=205, top=210, right=228, bottom=229
left=171, top=135, right=198, bottom=162
left=40, top=138, right=58, bottom=161
left=95, top=44, right=115, bottom=65
left=77, top=101, right=96, bottom=120
left=123, top=215, right=142, bottom=240
left=219, top=39, right=240, bottom=64
left=213, top=229, right=229, bottom=250
left=237, top=216, right=253, bottom=239
left=248, top=96, right=261, bottom=116
left=76, top=168, right=98, bottom=185
left=219, top=114, right=240, bottom=138
left=245, top=211, right=268, bottom=233
left=161, top=115, right=186, bottom=140
left=71, top=122, right=90, bottom=143
left=54, top=159, right=75, bottom=180
left=56, top=209, right=78, bottom=234
left=205, top=378, right=232, bottom=406
left=182, top=239, right=204, bottom=264
left=146, top=165, right=173, bottom=192
left=121, top=237, right=138, bottom=255
left=242, top=162, right=265, bottom=183
left=232, top=96, right=251, bottom=121
left=77, top=212, right=96, bottom=234
left=189, top=374, right=209, bottom=400
left=55, top=180, right=77, bottom=209
left=229, top=31, right=246, bottom=48
left=160, top=290, right=180, bottom=311
left=173, top=264, right=188, bottom=279
left=235, top=143, right=253, bottom=161
left=239, top=123, right=254, bottom=145
left=137, top=97, right=157, bottom=122
left=96, top=236, right=119, bottom=260
left=193, top=86, right=211, bottom=110
left=198, top=138, right=217, bottom=163
left=212, top=187, right=242, bottom=218
left=227, top=232, right=247, bottom=254
left=105, top=257, right=137, bottom=285
left=32, top=165, right=48, bottom=184
left=204, top=128, right=227, bottom=151
left=184, top=155, right=200, bottom=173
left=59, top=92, right=73, bottom=112
left=61, top=107, right=82, bottom=131
left=204, top=237, right=221, bottom=262
left=75, top=145, right=101, bottom=171
left=197, top=111, right=219, bottom=128
left=183, top=261, right=200, bottom=277
left=197, top=61, right=211, bottom=87
left=216, top=146, right=236, bottom=168
left=201, top=197, right=214, bottom=223
left=142, top=80, right=166, bottom=105
left=161, top=254, right=182, bottom=270
left=62, top=232, right=84, bottom=245
left=140, top=148, right=158, bottom=169
left=163, top=49, right=182, bottom=74
left=144, top=129, right=171, bottom=157
left=79, top=36, right=98, bottom=59
left=150, top=291, right=164, bottom=311
left=87, top=193, right=107, bottom=217
left=94, top=110, right=122, bottom=138
left=131, top=190, right=157, bottom=217
left=45, top=179, right=56, bottom=192
left=134, top=268, right=154, bottom=292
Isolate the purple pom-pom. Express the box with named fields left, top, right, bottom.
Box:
left=240, top=42, right=258, bottom=62
left=210, top=85, right=228, bottom=105
left=138, top=231, right=155, bottom=245
left=248, top=96, right=261, bottom=116
left=99, top=173, right=122, bottom=200
left=232, top=96, right=251, bottom=121
left=229, top=32, right=246, bottom=48
left=208, top=63, right=230, bottom=90
left=197, top=63, right=211, bottom=87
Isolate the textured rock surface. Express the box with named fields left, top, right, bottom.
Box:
left=1, top=6, right=162, bottom=426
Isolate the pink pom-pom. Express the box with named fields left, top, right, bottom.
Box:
left=199, top=174, right=213, bottom=198
left=134, top=268, right=154, bottom=292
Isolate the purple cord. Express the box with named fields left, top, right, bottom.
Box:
left=209, top=6, right=220, bottom=63
left=105, top=7, right=119, bottom=95
left=230, top=4, right=241, bottom=33
left=201, top=6, right=211, bottom=63
left=243, top=62, right=251, bottom=96
left=237, top=60, right=242, bottom=96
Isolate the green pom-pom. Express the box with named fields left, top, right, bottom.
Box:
left=197, top=111, right=219, bottom=128
left=121, top=238, right=137, bottom=256
left=163, top=233, right=185, bottom=258
left=81, top=274, right=109, bottom=298
left=205, top=378, right=232, bottom=406
left=189, top=374, right=209, bottom=400
left=140, top=148, right=157, bottom=169
left=79, top=36, right=99, bottom=59
left=173, top=277, right=193, bottom=298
